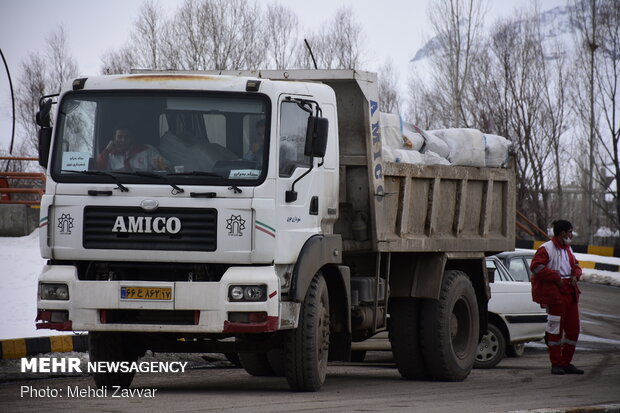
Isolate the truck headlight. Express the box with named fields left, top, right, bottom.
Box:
left=39, top=283, right=69, bottom=300
left=228, top=285, right=267, bottom=302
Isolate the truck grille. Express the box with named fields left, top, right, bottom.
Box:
left=83, top=206, right=217, bottom=251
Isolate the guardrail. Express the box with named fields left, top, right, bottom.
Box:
left=0, top=157, right=45, bottom=205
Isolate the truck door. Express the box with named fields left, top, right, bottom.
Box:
left=274, top=96, right=322, bottom=263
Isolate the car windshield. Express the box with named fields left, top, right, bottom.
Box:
left=51, top=91, right=270, bottom=185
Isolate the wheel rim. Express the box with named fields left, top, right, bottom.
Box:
left=476, top=330, right=499, bottom=362
left=451, top=296, right=473, bottom=359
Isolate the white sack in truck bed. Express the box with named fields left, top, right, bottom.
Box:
left=379, top=112, right=510, bottom=168
left=380, top=112, right=406, bottom=151
left=402, top=122, right=425, bottom=151
left=428, top=128, right=486, bottom=167
left=484, top=134, right=511, bottom=168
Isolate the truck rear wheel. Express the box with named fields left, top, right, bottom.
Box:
left=88, top=332, right=140, bottom=389
left=284, top=272, right=330, bottom=392
left=388, top=297, right=428, bottom=379
left=420, top=270, right=479, bottom=381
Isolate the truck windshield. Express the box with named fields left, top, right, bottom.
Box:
left=50, top=91, right=270, bottom=185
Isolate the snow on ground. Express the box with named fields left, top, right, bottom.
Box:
left=1, top=232, right=619, bottom=340
left=0, top=229, right=66, bottom=340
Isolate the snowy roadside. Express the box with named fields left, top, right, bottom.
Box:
left=1, top=231, right=619, bottom=341
left=516, top=248, right=620, bottom=287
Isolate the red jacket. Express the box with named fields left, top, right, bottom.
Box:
left=530, top=237, right=582, bottom=305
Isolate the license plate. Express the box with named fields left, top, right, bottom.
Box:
left=121, top=286, right=172, bottom=300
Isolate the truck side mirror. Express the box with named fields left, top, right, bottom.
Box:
left=36, top=99, right=53, bottom=127
left=38, top=127, right=52, bottom=168
left=304, top=116, right=328, bottom=158
left=36, top=98, right=54, bottom=168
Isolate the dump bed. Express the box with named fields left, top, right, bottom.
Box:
left=379, top=162, right=515, bottom=253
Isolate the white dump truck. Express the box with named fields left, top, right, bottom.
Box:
left=35, top=69, right=515, bottom=391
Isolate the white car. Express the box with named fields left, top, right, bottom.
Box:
left=475, top=256, right=547, bottom=368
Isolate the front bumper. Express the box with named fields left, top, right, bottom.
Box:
left=36, top=264, right=299, bottom=334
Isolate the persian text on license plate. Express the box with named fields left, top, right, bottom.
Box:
left=120, top=286, right=172, bottom=300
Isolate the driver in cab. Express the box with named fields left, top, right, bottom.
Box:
left=96, top=127, right=168, bottom=171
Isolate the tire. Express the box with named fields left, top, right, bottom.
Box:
left=420, top=270, right=479, bottom=381
left=350, top=350, right=367, bottom=362
left=474, top=323, right=506, bottom=369
left=88, top=332, right=140, bottom=389
left=224, top=353, right=241, bottom=367
left=506, top=343, right=525, bottom=358
left=388, top=297, right=428, bottom=379
left=267, top=349, right=286, bottom=376
left=284, top=272, right=330, bottom=392
left=239, top=352, right=275, bottom=376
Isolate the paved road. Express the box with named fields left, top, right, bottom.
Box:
left=1, top=282, right=618, bottom=412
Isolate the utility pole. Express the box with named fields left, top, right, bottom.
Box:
left=587, top=0, right=598, bottom=245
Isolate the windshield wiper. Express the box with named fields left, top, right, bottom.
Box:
left=62, top=170, right=129, bottom=192
left=115, top=171, right=185, bottom=194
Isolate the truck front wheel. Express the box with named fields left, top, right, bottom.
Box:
left=239, top=349, right=285, bottom=376
left=420, top=270, right=479, bottom=381
left=284, top=272, right=330, bottom=392
left=88, top=332, right=141, bottom=389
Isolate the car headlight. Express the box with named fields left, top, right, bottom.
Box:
left=39, top=283, right=69, bottom=300
left=228, top=285, right=267, bottom=302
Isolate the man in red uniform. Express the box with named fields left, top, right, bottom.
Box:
left=530, top=219, right=584, bottom=375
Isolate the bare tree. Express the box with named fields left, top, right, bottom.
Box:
left=100, top=0, right=168, bottom=73
left=428, top=0, right=488, bottom=127
left=539, top=44, right=570, bottom=219
left=571, top=0, right=620, bottom=233
left=47, top=26, right=78, bottom=93
left=167, top=0, right=210, bottom=70
left=131, top=0, right=167, bottom=69
left=478, top=9, right=575, bottom=231
left=378, top=58, right=400, bottom=113
left=595, top=0, right=620, bottom=231
left=265, top=2, right=299, bottom=69
left=296, top=6, right=364, bottom=70
left=571, top=0, right=601, bottom=241
left=101, top=46, right=137, bottom=74
left=203, top=0, right=266, bottom=70
left=331, top=7, right=364, bottom=69
left=17, top=26, right=78, bottom=155
left=16, top=55, right=46, bottom=155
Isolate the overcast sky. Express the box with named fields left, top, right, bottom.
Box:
left=0, top=0, right=566, bottom=153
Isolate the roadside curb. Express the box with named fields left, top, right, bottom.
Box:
left=516, top=240, right=620, bottom=273
left=0, top=335, right=88, bottom=359
left=503, top=404, right=620, bottom=413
